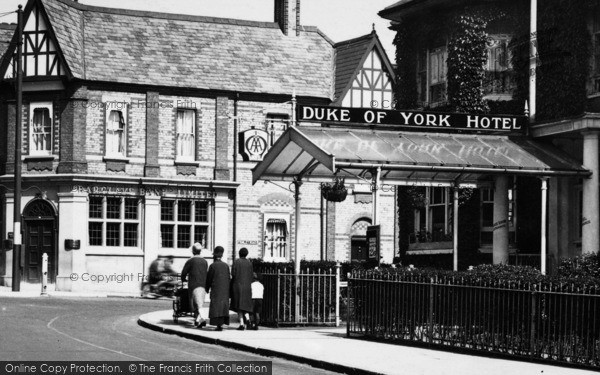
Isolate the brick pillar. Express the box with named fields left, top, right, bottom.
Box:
left=214, top=97, right=230, bottom=180
left=57, top=87, right=88, bottom=173
left=145, top=92, right=160, bottom=177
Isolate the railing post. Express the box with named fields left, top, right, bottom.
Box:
left=277, top=270, right=281, bottom=324
left=428, top=278, right=434, bottom=343
left=529, top=287, right=537, bottom=355
left=335, top=262, right=341, bottom=327
left=41, top=253, right=48, bottom=296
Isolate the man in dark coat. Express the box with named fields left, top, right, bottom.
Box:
left=230, top=247, right=253, bottom=330
left=206, top=246, right=230, bottom=331
left=181, top=243, right=208, bottom=328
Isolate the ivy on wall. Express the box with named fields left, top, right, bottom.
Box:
left=447, top=12, right=490, bottom=113
left=393, top=0, right=594, bottom=119
left=534, top=0, right=590, bottom=120
left=392, top=22, right=418, bottom=109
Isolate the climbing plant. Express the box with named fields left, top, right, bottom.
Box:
left=447, top=12, right=490, bottom=113
left=392, top=22, right=418, bottom=109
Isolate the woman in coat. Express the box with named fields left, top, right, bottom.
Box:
left=205, top=246, right=230, bottom=331
left=230, top=247, right=254, bottom=330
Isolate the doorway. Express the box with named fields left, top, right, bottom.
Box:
left=23, top=199, right=57, bottom=283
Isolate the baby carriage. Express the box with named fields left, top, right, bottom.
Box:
left=172, top=281, right=194, bottom=323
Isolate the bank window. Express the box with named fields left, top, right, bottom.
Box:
left=160, top=200, right=211, bottom=249
left=263, top=216, right=288, bottom=260
left=429, top=47, right=447, bottom=104
left=29, top=102, right=53, bottom=155
left=88, top=196, right=140, bottom=247
left=106, top=108, right=127, bottom=157
left=176, top=109, right=196, bottom=161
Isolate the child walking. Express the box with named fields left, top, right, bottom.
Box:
left=250, top=273, right=264, bottom=330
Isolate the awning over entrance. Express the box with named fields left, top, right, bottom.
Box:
left=252, top=126, right=589, bottom=184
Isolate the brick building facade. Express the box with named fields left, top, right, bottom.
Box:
left=0, top=0, right=397, bottom=293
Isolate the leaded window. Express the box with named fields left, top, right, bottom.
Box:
left=88, top=196, right=140, bottom=247
left=160, top=199, right=211, bottom=249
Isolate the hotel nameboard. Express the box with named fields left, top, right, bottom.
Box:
left=298, top=105, right=527, bottom=132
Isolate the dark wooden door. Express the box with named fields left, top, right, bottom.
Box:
left=351, top=237, right=368, bottom=261
left=25, top=220, right=55, bottom=283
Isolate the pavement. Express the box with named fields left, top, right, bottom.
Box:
left=2, top=286, right=597, bottom=375
left=139, top=308, right=599, bottom=375
left=0, top=285, right=137, bottom=298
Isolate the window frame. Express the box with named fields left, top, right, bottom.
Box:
left=262, top=213, right=290, bottom=261
left=29, top=101, right=53, bottom=156
left=175, top=108, right=197, bottom=162
left=429, top=47, right=447, bottom=104
left=160, top=199, right=212, bottom=250
left=88, top=195, right=141, bottom=248
left=105, top=106, right=128, bottom=158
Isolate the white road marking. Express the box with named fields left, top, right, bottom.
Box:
left=47, top=315, right=146, bottom=361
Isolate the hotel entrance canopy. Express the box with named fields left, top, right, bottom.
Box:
left=252, top=126, right=589, bottom=185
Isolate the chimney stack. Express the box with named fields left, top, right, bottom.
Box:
left=274, top=0, right=300, bottom=36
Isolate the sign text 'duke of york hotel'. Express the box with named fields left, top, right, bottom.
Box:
left=299, top=105, right=527, bottom=132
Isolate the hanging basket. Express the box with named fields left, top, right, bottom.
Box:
left=321, top=177, right=348, bottom=202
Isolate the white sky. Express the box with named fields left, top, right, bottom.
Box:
left=0, top=0, right=397, bottom=57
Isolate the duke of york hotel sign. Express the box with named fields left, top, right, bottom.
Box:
left=299, top=105, right=527, bottom=132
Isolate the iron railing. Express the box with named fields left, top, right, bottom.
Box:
left=347, top=271, right=600, bottom=369
left=260, top=266, right=341, bottom=326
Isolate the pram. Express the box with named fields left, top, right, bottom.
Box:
left=172, top=281, right=194, bottom=323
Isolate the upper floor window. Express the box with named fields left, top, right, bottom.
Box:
left=484, top=35, right=515, bottom=97
left=417, top=47, right=447, bottom=105
left=105, top=108, right=127, bottom=157
left=176, top=109, right=196, bottom=161
left=29, top=102, right=52, bottom=155
left=430, top=47, right=447, bottom=104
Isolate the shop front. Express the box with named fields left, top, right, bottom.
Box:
left=1, top=175, right=237, bottom=294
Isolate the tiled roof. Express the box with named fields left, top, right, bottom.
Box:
left=0, top=24, right=16, bottom=68
left=333, top=33, right=374, bottom=102
left=39, top=0, right=335, bottom=99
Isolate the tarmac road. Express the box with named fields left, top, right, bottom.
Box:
left=0, top=296, right=338, bottom=374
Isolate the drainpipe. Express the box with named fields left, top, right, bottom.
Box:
left=232, top=93, right=239, bottom=261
